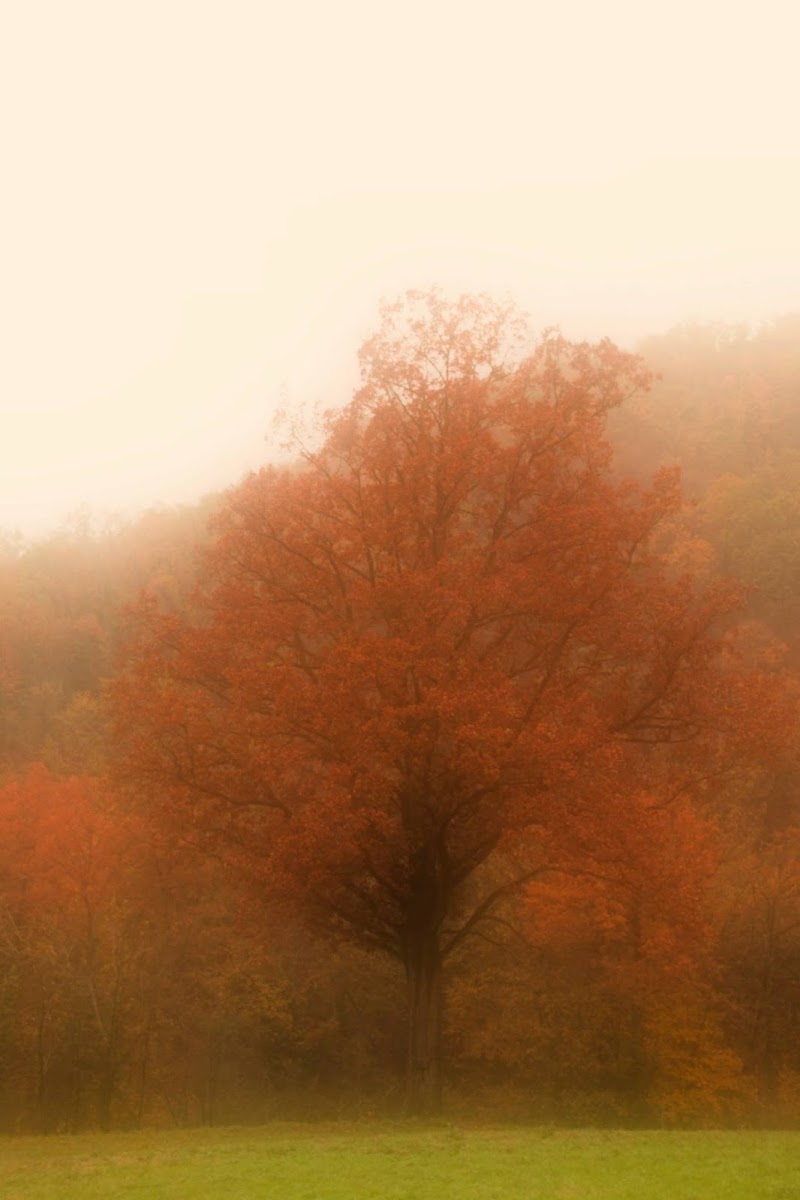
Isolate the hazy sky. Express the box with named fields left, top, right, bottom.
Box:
left=2, top=0, right=798, bottom=538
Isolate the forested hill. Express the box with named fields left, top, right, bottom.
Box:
left=1, top=308, right=799, bottom=1133
left=613, top=317, right=800, bottom=652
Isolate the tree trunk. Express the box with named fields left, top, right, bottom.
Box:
left=404, top=939, right=443, bottom=1116
left=35, top=1002, right=48, bottom=1133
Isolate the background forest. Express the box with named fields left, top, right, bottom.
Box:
left=2, top=308, right=800, bottom=1133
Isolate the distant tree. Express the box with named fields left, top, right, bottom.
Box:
left=612, top=314, right=800, bottom=498
left=113, top=291, right=784, bottom=1115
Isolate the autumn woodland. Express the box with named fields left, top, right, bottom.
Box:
left=3, top=293, right=800, bottom=1132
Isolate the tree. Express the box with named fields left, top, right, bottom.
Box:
left=0, top=766, right=145, bottom=1129
left=113, top=291, right=779, bottom=1115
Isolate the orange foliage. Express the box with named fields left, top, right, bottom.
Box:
left=113, top=291, right=789, bottom=1115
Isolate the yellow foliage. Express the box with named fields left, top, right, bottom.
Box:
left=645, top=995, right=755, bottom=1125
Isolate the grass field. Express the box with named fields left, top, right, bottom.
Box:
left=1, top=1123, right=799, bottom=1199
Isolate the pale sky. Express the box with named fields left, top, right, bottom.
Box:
left=1, top=0, right=798, bottom=538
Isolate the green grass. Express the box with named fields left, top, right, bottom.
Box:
left=1, top=1123, right=799, bottom=1199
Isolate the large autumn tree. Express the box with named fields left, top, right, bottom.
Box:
left=113, top=291, right=779, bottom=1114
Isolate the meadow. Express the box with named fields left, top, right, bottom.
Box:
left=1, top=1123, right=799, bottom=1200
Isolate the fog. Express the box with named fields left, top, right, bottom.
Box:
left=2, top=0, right=797, bottom=538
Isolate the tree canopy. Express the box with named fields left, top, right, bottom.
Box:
left=112, top=292, right=785, bottom=1114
